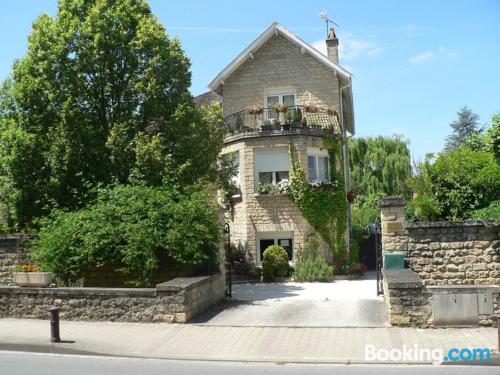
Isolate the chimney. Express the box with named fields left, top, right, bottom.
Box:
left=326, top=27, right=339, bottom=63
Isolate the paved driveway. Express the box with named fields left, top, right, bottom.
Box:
left=193, top=273, right=388, bottom=327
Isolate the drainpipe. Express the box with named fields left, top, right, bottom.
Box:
left=339, top=77, right=353, bottom=251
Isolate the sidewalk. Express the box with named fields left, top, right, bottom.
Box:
left=0, top=318, right=497, bottom=364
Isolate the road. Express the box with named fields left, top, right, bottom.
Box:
left=0, top=351, right=498, bottom=375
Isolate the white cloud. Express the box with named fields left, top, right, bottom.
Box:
left=409, top=51, right=434, bottom=64
left=311, top=33, right=382, bottom=61
left=409, top=46, right=458, bottom=65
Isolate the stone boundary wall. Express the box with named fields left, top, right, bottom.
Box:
left=380, top=197, right=500, bottom=286
left=0, top=273, right=225, bottom=323
left=0, top=234, right=29, bottom=285
left=382, top=269, right=431, bottom=327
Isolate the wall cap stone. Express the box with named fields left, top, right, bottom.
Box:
left=383, top=269, right=423, bottom=288
left=379, top=197, right=405, bottom=208
left=0, top=286, right=156, bottom=297
left=156, top=273, right=222, bottom=293
left=404, top=220, right=499, bottom=229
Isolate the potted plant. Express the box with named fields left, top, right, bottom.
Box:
left=245, top=104, right=263, bottom=115
left=301, top=103, right=318, bottom=113
left=273, top=103, right=288, bottom=113
left=325, top=106, right=338, bottom=116
left=13, top=263, right=53, bottom=287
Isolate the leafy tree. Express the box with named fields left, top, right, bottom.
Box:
left=464, top=114, right=500, bottom=162
left=32, top=184, right=220, bottom=286
left=348, top=135, right=412, bottom=198
left=0, top=0, right=225, bottom=228
left=408, top=149, right=500, bottom=220
left=444, top=106, right=480, bottom=151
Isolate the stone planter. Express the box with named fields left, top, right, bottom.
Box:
left=13, top=272, right=53, bottom=287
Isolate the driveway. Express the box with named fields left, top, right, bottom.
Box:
left=193, top=272, right=388, bottom=327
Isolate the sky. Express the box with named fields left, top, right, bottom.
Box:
left=0, top=0, right=499, bottom=160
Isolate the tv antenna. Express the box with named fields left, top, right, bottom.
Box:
left=319, top=11, right=340, bottom=37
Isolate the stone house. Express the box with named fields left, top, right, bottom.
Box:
left=207, top=22, right=355, bottom=271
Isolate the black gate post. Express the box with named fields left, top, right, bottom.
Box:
left=223, top=223, right=232, bottom=298
left=374, top=217, right=383, bottom=296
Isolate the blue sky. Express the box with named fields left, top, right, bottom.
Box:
left=1, top=0, right=499, bottom=160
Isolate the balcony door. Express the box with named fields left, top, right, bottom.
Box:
left=265, top=90, right=296, bottom=121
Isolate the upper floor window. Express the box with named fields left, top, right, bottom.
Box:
left=265, top=89, right=296, bottom=110
left=308, top=154, right=329, bottom=183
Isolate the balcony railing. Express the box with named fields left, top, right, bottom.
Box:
left=223, top=106, right=341, bottom=138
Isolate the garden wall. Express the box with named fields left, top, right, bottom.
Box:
left=0, top=273, right=225, bottom=323
left=380, top=197, right=499, bottom=286
left=0, top=234, right=29, bottom=285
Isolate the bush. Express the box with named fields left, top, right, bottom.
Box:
left=406, top=194, right=442, bottom=221
left=262, top=245, right=289, bottom=281
left=294, top=256, right=333, bottom=281
left=471, top=200, right=500, bottom=221
left=32, top=184, right=220, bottom=286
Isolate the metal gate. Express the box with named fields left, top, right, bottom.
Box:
left=373, top=217, right=384, bottom=296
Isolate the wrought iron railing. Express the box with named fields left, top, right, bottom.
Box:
left=223, top=106, right=341, bottom=136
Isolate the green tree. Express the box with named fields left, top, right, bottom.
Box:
left=408, top=149, right=500, bottom=220
left=348, top=135, right=412, bottom=198
left=0, top=0, right=224, bottom=228
left=444, top=106, right=480, bottom=151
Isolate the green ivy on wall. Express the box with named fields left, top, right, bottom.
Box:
left=288, top=138, right=347, bottom=268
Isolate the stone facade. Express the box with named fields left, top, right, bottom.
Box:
left=218, top=30, right=350, bottom=270
left=222, top=135, right=333, bottom=269
left=379, top=197, right=500, bottom=286
left=221, top=33, right=341, bottom=118
left=0, top=273, right=225, bottom=323
left=0, top=234, right=29, bottom=285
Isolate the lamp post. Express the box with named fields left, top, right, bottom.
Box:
left=223, top=223, right=232, bottom=298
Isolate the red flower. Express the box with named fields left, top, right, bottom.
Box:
left=346, top=191, right=356, bottom=203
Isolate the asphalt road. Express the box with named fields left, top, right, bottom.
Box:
left=1, top=351, right=498, bottom=375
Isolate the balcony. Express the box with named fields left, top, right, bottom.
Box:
left=222, top=105, right=342, bottom=142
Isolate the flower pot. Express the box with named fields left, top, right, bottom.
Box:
left=13, top=272, right=53, bottom=287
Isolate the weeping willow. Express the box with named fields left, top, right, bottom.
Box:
left=348, top=136, right=412, bottom=198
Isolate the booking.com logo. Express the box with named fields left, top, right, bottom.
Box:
left=365, top=344, right=492, bottom=364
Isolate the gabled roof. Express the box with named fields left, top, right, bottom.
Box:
left=208, top=22, right=352, bottom=92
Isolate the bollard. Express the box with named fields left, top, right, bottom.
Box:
left=49, top=306, right=61, bottom=343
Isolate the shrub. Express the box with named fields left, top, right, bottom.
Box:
left=262, top=245, right=289, bottom=281
left=294, top=256, right=332, bottom=281
left=471, top=200, right=500, bottom=221
left=32, top=184, right=220, bottom=286
left=406, top=194, right=442, bottom=221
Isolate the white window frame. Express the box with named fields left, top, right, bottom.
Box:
left=307, top=148, right=330, bottom=183
left=256, top=232, right=294, bottom=263
left=264, top=88, right=297, bottom=108
left=254, top=148, right=290, bottom=189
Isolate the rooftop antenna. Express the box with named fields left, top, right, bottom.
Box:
left=319, top=11, right=340, bottom=37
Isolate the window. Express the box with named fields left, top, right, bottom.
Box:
left=254, top=148, right=290, bottom=188
left=223, top=151, right=240, bottom=188
left=258, top=234, right=293, bottom=262
left=308, top=155, right=330, bottom=183
left=258, top=170, right=289, bottom=185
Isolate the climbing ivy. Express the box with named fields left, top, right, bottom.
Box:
left=288, top=138, right=347, bottom=270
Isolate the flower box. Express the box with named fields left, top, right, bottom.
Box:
left=13, top=272, right=53, bottom=287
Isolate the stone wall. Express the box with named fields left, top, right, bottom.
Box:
left=382, top=269, right=431, bottom=327
left=221, top=33, right=340, bottom=117
left=0, top=234, right=29, bottom=285
left=0, top=273, right=225, bottom=323
left=379, top=197, right=500, bottom=286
